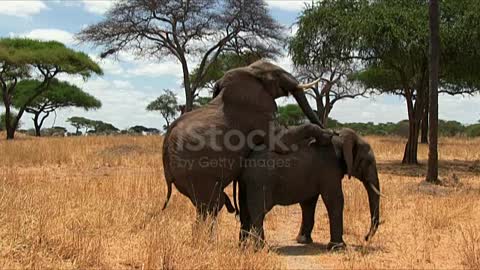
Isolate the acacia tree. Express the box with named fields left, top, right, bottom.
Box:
left=0, top=38, right=102, bottom=139
left=146, top=89, right=178, bottom=130
left=13, top=79, right=101, bottom=136
left=67, top=116, right=93, bottom=134
left=294, top=64, right=366, bottom=127
left=91, top=120, right=119, bottom=134
left=77, top=0, right=284, bottom=112
left=297, top=0, right=480, bottom=164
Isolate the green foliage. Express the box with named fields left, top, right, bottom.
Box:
left=67, top=116, right=118, bottom=134
left=289, top=0, right=359, bottom=67
left=147, top=90, right=178, bottom=129
left=0, top=112, right=21, bottom=130
left=295, top=0, right=480, bottom=95
left=13, top=79, right=102, bottom=110
left=438, top=120, right=465, bottom=137
left=67, top=116, right=93, bottom=134
left=331, top=119, right=475, bottom=137
left=0, top=38, right=102, bottom=77
left=0, top=38, right=103, bottom=139
left=276, top=104, right=307, bottom=126
left=465, top=124, right=480, bottom=137
left=91, top=121, right=118, bottom=133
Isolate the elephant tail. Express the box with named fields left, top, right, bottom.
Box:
left=162, top=178, right=172, bottom=210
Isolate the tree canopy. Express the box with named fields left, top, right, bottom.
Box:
left=77, top=0, right=284, bottom=112
left=0, top=38, right=102, bottom=139
left=67, top=116, right=92, bottom=134
left=146, top=90, right=178, bottom=130
left=67, top=116, right=118, bottom=135
left=12, top=79, right=101, bottom=136
left=292, top=0, right=480, bottom=163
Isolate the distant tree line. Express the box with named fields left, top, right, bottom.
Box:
left=333, top=120, right=480, bottom=138
left=276, top=104, right=480, bottom=138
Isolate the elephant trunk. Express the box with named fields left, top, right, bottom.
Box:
left=292, top=90, right=324, bottom=128
left=362, top=178, right=380, bottom=241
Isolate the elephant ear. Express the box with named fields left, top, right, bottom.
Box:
left=340, top=129, right=357, bottom=179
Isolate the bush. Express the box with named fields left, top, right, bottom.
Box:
left=439, top=120, right=465, bottom=137
left=465, top=124, right=480, bottom=137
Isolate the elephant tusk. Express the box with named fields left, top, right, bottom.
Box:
left=369, top=183, right=387, bottom=198
left=298, top=78, right=321, bottom=90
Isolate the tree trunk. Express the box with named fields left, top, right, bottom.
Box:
left=5, top=107, right=15, bottom=140
left=315, top=98, right=327, bottom=127
left=426, top=0, right=440, bottom=184
left=2, top=89, right=15, bottom=140
left=6, top=125, right=15, bottom=140
left=403, top=115, right=420, bottom=164
left=421, top=102, right=429, bottom=144
left=180, top=58, right=194, bottom=112
left=402, top=90, right=424, bottom=164
left=323, top=104, right=332, bottom=128
left=33, top=113, right=42, bottom=137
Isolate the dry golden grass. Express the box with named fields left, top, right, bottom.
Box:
left=0, top=134, right=479, bottom=269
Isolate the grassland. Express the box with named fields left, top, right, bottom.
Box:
left=0, top=134, right=479, bottom=269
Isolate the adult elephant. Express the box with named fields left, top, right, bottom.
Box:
left=162, top=60, right=326, bottom=218
left=238, top=128, right=382, bottom=250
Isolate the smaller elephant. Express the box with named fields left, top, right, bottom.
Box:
left=238, top=128, right=381, bottom=250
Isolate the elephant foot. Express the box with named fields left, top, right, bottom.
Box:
left=296, top=234, right=313, bottom=244
left=327, top=241, right=346, bottom=251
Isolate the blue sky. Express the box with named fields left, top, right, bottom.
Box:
left=1, top=0, right=479, bottom=131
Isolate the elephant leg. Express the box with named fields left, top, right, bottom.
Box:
left=322, top=186, right=346, bottom=251
left=239, top=180, right=252, bottom=243
left=247, top=189, right=268, bottom=249
left=191, top=179, right=225, bottom=239
left=296, top=195, right=320, bottom=244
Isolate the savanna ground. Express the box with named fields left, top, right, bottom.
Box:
left=0, top=134, right=479, bottom=269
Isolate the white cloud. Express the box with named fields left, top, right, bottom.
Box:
left=82, top=0, right=116, bottom=14
left=438, top=94, right=480, bottom=124
left=0, top=0, right=47, bottom=18
left=266, top=0, right=311, bottom=12
left=272, top=54, right=294, bottom=74
left=41, top=75, right=166, bottom=131
left=16, top=28, right=74, bottom=45
left=127, top=60, right=183, bottom=78
left=89, top=55, right=125, bottom=76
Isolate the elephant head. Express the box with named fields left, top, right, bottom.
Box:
left=338, top=128, right=381, bottom=241
left=214, top=60, right=323, bottom=127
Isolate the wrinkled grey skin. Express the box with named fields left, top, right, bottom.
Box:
left=162, top=60, right=328, bottom=219
left=238, top=128, right=381, bottom=250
